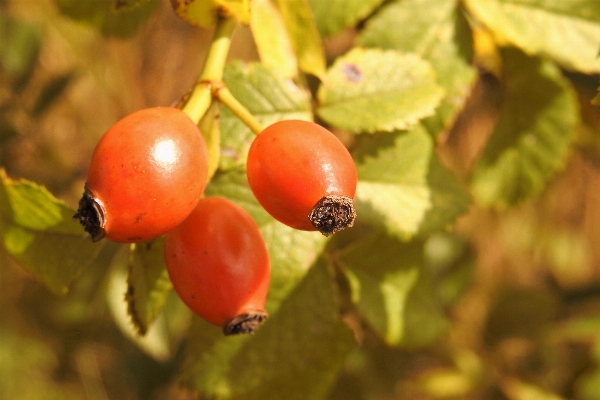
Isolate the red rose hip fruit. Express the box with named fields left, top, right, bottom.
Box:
left=246, top=120, right=357, bottom=236
left=164, top=196, right=270, bottom=335
left=74, top=107, right=209, bottom=243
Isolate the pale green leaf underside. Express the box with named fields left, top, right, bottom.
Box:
left=184, top=258, right=355, bottom=399
left=126, top=239, right=173, bottom=335
left=471, top=48, right=578, bottom=208
left=317, top=48, right=444, bottom=133
left=465, top=0, right=600, bottom=73
left=0, top=171, right=100, bottom=294
left=220, top=62, right=312, bottom=170
left=339, top=233, right=449, bottom=346
left=307, top=0, right=385, bottom=38
left=358, top=0, right=476, bottom=133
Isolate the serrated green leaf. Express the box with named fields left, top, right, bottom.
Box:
left=250, top=0, right=297, bottom=78
left=470, top=48, right=578, bottom=208
left=354, top=125, right=468, bottom=239
left=171, top=0, right=250, bottom=28
left=54, top=0, right=159, bottom=38
left=126, top=239, right=173, bottom=336
left=0, top=170, right=101, bottom=294
left=307, top=0, right=385, bottom=38
left=182, top=258, right=355, bottom=399
left=317, top=48, right=444, bottom=133
left=199, top=100, right=221, bottom=181
left=272, top=0, right=326, bottom=79
left=358, top=0, right=476, bottom=134
left=464, top=0, right=600, bottom=73
left=220, top=62, right=312, bottom=170
left=204, top=168, right=328, bottom=307
left=338, top=232, right=449, bottom=346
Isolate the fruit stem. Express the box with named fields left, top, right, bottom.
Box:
left=182, top=16, right=237, bottom=124
left=181, top=82, right=212, bottom=125
left=200, top=16, right=237, bottom=82
left=214, top=84, right=264, bottom=135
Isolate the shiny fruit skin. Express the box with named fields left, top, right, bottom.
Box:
left=246, top=120, right=357, bottom=231
left=85, top=107, right=208, bottom=243
left=164, top=197, right=270, bottom=334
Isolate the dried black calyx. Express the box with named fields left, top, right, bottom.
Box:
left=73, top=186, right=106, bottom=242
left=308, top=195, right=356, bottom=237
left=223, top=311, right=268, bottom=336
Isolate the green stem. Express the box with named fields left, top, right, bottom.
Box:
left=200, top=16, right=237, bottom=82
left=215, top=85, right=263, bottom=135
left=182, top=16, right=237, bottom=124
left=181, top=82, right=212, bottom=125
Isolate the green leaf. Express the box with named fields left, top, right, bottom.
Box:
left=126, top=239, right=173, bottom=336
left=204, top=168, right=328, bottom=307
left=250, top=0, right=297, bottom=78
left=182, top=258, right=355, bottom=399
left=307, top=0, right=385, bottom=38
left=220, top=62, right=312, bottom=170
left=54, top=0, right=159, bottom=38
left=354, top=125, right=469, bottom=239
left=358, top=0, right=476, bottom=134
left=470, top=48, right=578, bottom=208
left=338, top=232, right=449, bottom=347
left=272, top=0, right=326, bottom=79
left=317, top=48, right=444, bottom=133
left=0, top=170, right=101, bottom=294
left=464, top=0, right=600, bottom=73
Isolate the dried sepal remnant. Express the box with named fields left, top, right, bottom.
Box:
left=308, top=195, right=356, bottom=237
left=223, top=311, right=269, bottom=336
left=73, top=186, right=106, bottom=242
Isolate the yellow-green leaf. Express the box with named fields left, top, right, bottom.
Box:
left=307, top=0, right=385, bottom=38
left=250, top=0, right=297, bottom=78
left=358, top=0, right=476, bottom=134
left=317, top=48, right=444, bottom=133
left=464, top=0, right=600, bottom=73
left=353, top=125, right=469, bottom=239
left=0, top=170, right=101, bottom=294
left=273, top=0, right=326, bottom=79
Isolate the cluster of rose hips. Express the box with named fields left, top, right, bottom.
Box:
left=74, top=106, right=357, bottom=335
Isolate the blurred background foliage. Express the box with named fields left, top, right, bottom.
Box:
left=1, top=0, right=600, bottom=399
